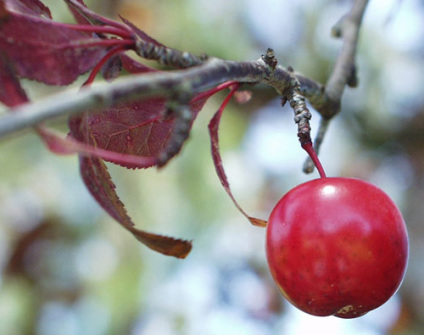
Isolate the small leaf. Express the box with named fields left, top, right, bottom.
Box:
left=208, top=84, right=267, bottom=228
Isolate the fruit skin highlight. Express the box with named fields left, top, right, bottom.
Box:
left=266, top=177, right=409, bottom=318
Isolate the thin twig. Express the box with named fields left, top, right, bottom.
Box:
left=322, top=0, right=369, bottom=116
left=303, top=0, right=369, bottom=173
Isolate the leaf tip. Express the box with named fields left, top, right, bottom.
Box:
left=248, top=217, right=268, bottom=228
left=130, top=227, right=193, bottom=259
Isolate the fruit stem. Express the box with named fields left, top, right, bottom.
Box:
left=302, top=141, right=326, bottom=178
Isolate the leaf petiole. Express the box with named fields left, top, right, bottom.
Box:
left=60, top=23, right=134, bottom=40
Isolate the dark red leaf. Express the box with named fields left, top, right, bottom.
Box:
left=82, top=96, right=209, bottom=168
left=82, top=97, right=168, bottom=168
left=78, top=141, right=192, bottom=258
left=0, top=0, right=109, bottom=85
left=208, top=84, right=267, bottom=227
left=64, top=0, right=91, bottom=25
left=64, top=75, right=194, bottom=257
left=65, top=0, right=130, bottom=33
left=65, top=1, right=162, bottom=46
left=69, top=56, right=210, bottom=169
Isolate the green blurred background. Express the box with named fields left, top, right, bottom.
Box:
left=1, top=0, right=424, bottom=334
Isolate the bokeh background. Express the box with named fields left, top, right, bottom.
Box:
left=1, top=0, right=424, bottom=334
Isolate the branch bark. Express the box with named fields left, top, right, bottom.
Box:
left=0, top=57, right=324, bottom=139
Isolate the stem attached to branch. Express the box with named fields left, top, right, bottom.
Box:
left=303, top=118, right=330, bottom=173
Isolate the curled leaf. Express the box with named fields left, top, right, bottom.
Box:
left=208, top=84, right=267, bottom=228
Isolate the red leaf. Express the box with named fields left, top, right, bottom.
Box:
left=64, top=2, right=162, bottom=46
left=0, top=0, right=109, bottom=85
left=66, top=110, right=192, bottom=258
left=79, top=153, right=192, bottom=258
left=68, top=56, right=211, bottom=169
left=65, top=0, right=131, bottom=34
left=65, top=0, right=92, bottom=25
left=208, top=84, right=267, bottom=227
left=82, top=98, right=169, bottom=168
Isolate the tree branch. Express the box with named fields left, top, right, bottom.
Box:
left=0, top=0, right=370, bottom=178
left=0, top=57, right=324, bottom=139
